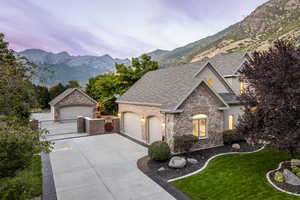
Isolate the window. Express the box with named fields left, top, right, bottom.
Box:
left=228, top=115, right=234, bottom=130
left=240, top=79, right=249, bottom=94
left=192, top=114, right=208, bottom=138
left=207, top=78, right=213, bottom=85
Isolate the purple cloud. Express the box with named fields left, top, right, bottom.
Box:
left=0, top=0, right=269, bottom=58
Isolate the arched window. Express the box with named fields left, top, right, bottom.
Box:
left=192, top=114, right=208, bottom=138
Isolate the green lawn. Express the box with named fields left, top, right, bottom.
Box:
left=0, top=155, right=42, bottom=200
left=171, top=148, right=300, bottom=200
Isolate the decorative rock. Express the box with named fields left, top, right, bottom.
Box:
left=187, top=158, right=198, bottom=164
left=158, top=167, right=166, bottom=171
left=232, top=143, right=241, bottom=150
left=168, top=156, right=187, bottom=169
left=283, top=169, right=300, bottom=186
left=291, top=159, right=300, bottom=167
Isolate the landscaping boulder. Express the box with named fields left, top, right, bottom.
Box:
left=283, top=169, right=300, bottom=186
left=187, top=158, right=198, bottom=164
left=291, top=159, right=300, bottom=167
left=232, top=143, right=241, bottom=150
left=158, top=167, right=166, bottom=171
left=168, top=156, right=186, bottom=169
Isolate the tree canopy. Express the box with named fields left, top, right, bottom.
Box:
left=0, top=33, right=37, bottom=122
left=237, top=40, right=300, bottom=157
left=86, top=54, right=159, bottom=114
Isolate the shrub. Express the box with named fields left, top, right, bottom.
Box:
left=0, top=121, right=52, bottom=178
left=0, top=155, right=42, bottom=200
left=291, top=163, right=300, bottom=174
left=148, top=141, right=170, bottom=161
left=274, top=171, right=285, bottom=183
left=297, top=172, right=300, bottom=178
left=223, top=129, right=245, bottom=145
left=173, top=135, right=199, bottom=153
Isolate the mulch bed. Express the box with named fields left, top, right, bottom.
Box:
left=138, top=142, right=262, bottom=181
left=269, top=162, right=300, bottom=195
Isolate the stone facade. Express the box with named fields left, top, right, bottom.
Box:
left=169, top=83, right=225, bottom=151
left=52, top=90, right=96, bottom=121
left=118, top=83, right=225, bottom=152
left=118, top=103, right=164, bottom=143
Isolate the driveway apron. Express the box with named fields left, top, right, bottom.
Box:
left=49, top=134, right=175, bottom=200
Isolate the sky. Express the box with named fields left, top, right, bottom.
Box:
left=0, top=0, right=268, bottom=58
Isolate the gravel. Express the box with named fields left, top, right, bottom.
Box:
left=269, top=162, right=300, bottom=195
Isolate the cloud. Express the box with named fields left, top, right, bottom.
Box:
left=0, top=0, right=269, bottom=58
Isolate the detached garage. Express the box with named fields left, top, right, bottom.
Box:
left=49, top=88, right=97, bottom=121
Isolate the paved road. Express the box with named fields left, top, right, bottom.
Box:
left=50, top=134, right=175, bottom=200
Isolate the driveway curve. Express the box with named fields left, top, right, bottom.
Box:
left=49, top=134, right=175, bottom=200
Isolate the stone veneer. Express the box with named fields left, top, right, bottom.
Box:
left=52, top=90, right=96, bottom=121
left=166, top=83, right=224, bottom=151
left=118, top=83, right=225, bottom=152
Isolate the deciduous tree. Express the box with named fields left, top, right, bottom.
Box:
left=237, top=40, right=300, bottom=157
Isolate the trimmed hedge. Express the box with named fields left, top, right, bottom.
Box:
left=223, top=129, right=246, bottom=145
left=173, top=135, right=199, bottom=153
left=148, top=141, right=171, bottom=161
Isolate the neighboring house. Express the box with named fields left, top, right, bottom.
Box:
left=49, top=88, right=97, bottom=121
left=117, top=52, right=249, bottom=151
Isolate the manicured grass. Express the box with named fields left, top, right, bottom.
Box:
left=171, top=148, right=300, bottom=200
left=0, top=155, right=42, bottom=200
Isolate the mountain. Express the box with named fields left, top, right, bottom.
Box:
left=159, top=0, right=300, bottom=66
left=19, top=49, right=130, bottom=85
left=146, top=49, right=169, bottom=60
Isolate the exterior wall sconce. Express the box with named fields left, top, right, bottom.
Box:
left=140, top=117, right=145, bottom=123
left=117, top=113, right=121, bottom=118
left=161, top=123, right=165, bottom=127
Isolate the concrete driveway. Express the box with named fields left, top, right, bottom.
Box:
left=50, top=134, right=175, bottom=200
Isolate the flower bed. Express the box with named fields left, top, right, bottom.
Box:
left=268, top=161, right=300, bottom=195
left=139, top=142, right=262, bottom=181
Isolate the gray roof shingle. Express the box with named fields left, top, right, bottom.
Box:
left=49, top=88, right=96, bottom=106
left=209, top=52, right=247, bottom=76
left=118, top=52, right=245, bottom=110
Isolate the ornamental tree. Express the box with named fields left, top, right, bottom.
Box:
left=236, top=40, right=300, bottom=158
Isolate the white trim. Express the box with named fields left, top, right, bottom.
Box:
left=266, top=161, right=300, bottom=197
left=168, top=146, right=265, bottom=182
left=116, top=101, right=161, bottom=107
left=193, top=62, right=235, bottom=94
left=174, top=80, right=229, bottom=111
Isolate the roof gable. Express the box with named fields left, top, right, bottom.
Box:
left=174, top=80, right=229, bottom=111
left=49, top=88, right=97, bottom=106
left=193, top=62, right=235, bottom=93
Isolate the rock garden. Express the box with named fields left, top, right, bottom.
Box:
left=269, top=159, right=300, bottom=195
left=138, top=133, right=262, bottom=181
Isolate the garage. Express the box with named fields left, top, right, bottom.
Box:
left=148, top=116, right=162, bottom=144
left=59, top=106, right=94, bottom=120
left=123, top=112, right=143, bottom=141
left=49, top=88, right=97, bottom=121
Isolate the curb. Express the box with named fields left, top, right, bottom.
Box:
left=266, top=161, right=300, bottom=197
left=168, top=146, right=265, bottom=182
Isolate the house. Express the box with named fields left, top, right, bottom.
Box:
left=116, top=52, right=249, bottom=151
left=49, top=88, right=97, bottom=121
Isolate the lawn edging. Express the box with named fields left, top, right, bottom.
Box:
left=168, top=145, right=265, bottom=182
left=266, top=161, right=300, bottom=197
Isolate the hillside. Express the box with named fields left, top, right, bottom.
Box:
left=19, top=49, right=130, bottom=85
left=158, top=0, right=300, bottom=65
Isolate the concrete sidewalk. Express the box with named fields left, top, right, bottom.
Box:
left=50, top=134, right=175, bottom=200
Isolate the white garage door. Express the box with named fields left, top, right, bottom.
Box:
left=148, top=117, right=162, bottom=144
left=123, top=113, right=142, bottom=141
left=59, top=106, right=94, bottom=120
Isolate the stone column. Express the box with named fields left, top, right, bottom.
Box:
left=112, top=118, right=120, bottom=133
left=77, top=116, right=85, bottom=133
